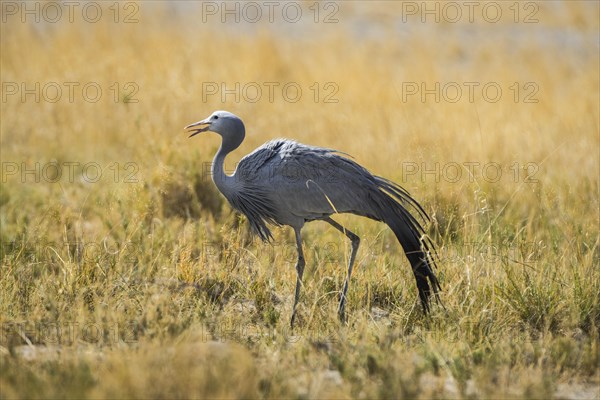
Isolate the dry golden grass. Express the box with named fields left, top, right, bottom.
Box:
left=1, top=2, right=598, bottom=398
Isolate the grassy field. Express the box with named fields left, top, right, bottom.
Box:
left=1, top=2, right=598, bottom=398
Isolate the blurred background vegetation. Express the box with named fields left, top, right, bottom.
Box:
left=1, top=1, right=598, bottom=398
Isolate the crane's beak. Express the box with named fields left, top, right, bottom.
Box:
left=185, top=118, right=211, bottom=138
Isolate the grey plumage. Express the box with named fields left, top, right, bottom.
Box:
left=185, top=110, right=441, bottom=326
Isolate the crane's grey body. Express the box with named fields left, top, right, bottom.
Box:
left=186, top=111, right=440, bottom=326
left=228, top=140, right=389, bottom=233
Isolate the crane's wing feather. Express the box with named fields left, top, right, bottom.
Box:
left=235, top=139, right=426, bottom=223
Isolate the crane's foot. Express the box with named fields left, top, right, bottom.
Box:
left=290, top=308, right=305, bottom=330
left=337, top=301, right=347, bottom=324
left=290, top=311, right=297, bottom=330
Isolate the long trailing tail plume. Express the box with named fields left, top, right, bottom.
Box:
left=374, top=176, right=441, bottom=313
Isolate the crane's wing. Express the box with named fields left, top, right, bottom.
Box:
left=236, top=139, right=338, bottom=177
left=236, top=139, right=426, bottom=223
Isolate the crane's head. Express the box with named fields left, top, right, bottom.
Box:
left=185, top=110, right=245, bottom=139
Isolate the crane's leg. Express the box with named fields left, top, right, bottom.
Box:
left=324, top=217, right=360, bottom=322
left=290, top=227, right=305, bottom=329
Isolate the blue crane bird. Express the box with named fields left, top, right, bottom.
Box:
left=185, top=111, right=440, bottom=327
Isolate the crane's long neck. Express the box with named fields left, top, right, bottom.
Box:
left=212, top=132, right=244, bottom=196
left=212, top=145, right=233, bottom=195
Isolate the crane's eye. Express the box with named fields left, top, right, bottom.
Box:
left=213, top=115, right=219, bottom=120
